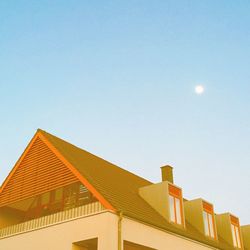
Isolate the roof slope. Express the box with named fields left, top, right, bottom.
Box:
left=40, top=129, right=233, bottom=250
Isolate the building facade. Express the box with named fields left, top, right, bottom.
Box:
left=0, top=129, right=249, bottom=250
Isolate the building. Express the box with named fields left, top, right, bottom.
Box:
left=0, top=129, right=249, bottom=250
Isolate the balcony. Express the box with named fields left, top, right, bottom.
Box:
left=0, top=201, right=106, bottom=239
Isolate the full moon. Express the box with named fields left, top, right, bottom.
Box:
left=195, top=85, right=205, bottom=95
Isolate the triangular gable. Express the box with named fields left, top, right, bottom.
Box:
left=0, top=130, right=115, bottom=211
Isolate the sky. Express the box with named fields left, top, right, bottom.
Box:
left=0, top=1, right=250, bottom=225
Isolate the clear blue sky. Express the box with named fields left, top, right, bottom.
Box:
left=0, top=1, right=250, bottom=224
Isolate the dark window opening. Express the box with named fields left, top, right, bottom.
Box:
left=0, top=181, right=97, bottom=228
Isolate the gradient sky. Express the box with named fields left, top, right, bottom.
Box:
left=0, top=1, right=250, bottom=224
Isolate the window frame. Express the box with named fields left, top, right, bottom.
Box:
left=230, top=215, right=242, bottom=249
left=168, top=184, right=184, bottom=226
left=202, top=201, right=216, bottom=239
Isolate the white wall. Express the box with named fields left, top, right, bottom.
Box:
left=122, top=216, right=217, bottom=250
left=0, top=212, right=118, bottom=250
left=0, top=211, right=218, bottom=250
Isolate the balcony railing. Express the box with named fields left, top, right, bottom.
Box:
left=0, top=202, right=106, bottom=239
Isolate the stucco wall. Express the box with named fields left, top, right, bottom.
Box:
left=0, top=211, right=218, bottom=250
left=0, top=212, right=117, bottom=250
left=122, top=216, right=217, bottom=250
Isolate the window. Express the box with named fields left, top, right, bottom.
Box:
left=24, top=182, right=97, bottom=220
left=202, top=202, right=215, bottom=239
left=230, top=215, right=241, bottom=248
left=168, top=184, right=183, bottom=225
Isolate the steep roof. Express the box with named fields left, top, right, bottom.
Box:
left=0, top=129, right=234, bottom=250
left=38, top=129, right=234, bottom=250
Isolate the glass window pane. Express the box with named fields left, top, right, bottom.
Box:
left=175, top=197, right=182, bottom=225
left=169, top=195, right=175, bottom=222
left=203, top=211, right=209, bottom=236
left=55, top=188, right=63, bottom=202
left=30, top=197, right=38, bottom=208
left=208, top=213, right=215, bottom=238
left=235, top=226, right=241, bottom=248
left=41, top=192, right=50, bottom=205
left=231, top=224, right=237, bottom=247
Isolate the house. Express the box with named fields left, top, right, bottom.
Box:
left=0, top=129, right=249, bottom=250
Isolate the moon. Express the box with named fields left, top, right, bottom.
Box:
left=195, top=85, right=205, bottom=95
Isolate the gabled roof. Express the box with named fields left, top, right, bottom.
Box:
left=0, top=130, right=114, bottom=210
left=1, top=129, right=235, bottom=249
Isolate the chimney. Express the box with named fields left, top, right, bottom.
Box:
left=161, top=165, right=173, bottom=183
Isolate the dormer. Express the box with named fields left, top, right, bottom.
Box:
left=241, top=225, right=250, bottom=250
left=215, top=213, right=243, bottom=249
left=184, top=198, right=217, bottom=240
left=139, top=166, right=185, bottom=227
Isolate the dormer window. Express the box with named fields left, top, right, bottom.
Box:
left=203, top=201, right=215, bottom=239
left=230, top=215, right=241, bottom=248
left=168, top=184, right=183, bottom=225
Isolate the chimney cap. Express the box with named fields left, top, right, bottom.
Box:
left=161, top=165, right=173, bottom=169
